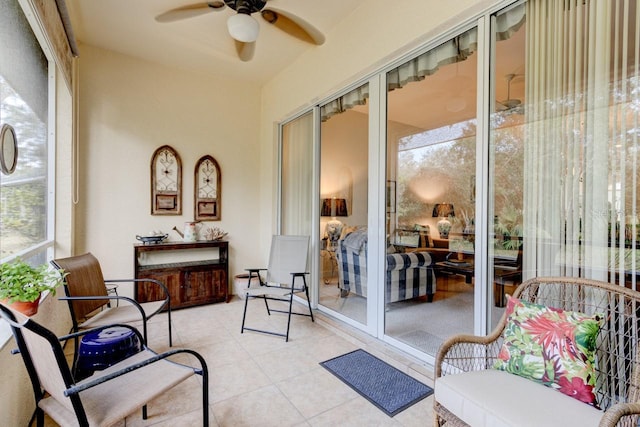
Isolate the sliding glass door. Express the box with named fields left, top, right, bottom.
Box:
left=384, top=28, right=478, bottom=355
left=278, top=0, right=640, bottom=361
left=318, top=84, right=370, bottom=326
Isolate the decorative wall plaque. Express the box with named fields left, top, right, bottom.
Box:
left=151, top=145, right=182, bottom=215
left=194, top=155, right=221, bottom=221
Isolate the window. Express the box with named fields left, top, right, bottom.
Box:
left=0, top=0, right=53, bottom=267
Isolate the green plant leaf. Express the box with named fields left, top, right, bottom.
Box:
left=0, top=258, right=66, bottom=303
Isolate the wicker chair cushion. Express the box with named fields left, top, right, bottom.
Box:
left=435, top=369, right=602, bottom=427
left=493, top=295, right=603, bottom=406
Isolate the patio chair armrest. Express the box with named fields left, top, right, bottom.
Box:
left=64, top=348, right=208, bottom=396
left=59, top=294, right=138, bottom=305
left=599, top=403, right=640, bottom=427
left=435, top=328, right=505, bottom=378
left=245, top=269, right=267, bottom=286
left=105, top=278, right=170, bottom=297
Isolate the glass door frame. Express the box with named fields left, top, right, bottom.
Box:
left=312, top=77, right=381, bottom=338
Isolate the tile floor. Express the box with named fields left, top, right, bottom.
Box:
left=47, top=296, right=436, bottom=426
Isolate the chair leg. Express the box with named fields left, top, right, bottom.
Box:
left=142, top=404, right=148, bottom=420
left=263, top=295, right=271, bottom=315
left=284, top=291, right=295, bottom=342
left=202, top=360, right=209, bottom=427
left=241, top=294, right=250, bottom=334
left=30, top=407, right=44, bottom=427
left=71, top=331, right=80, bottom=378
left=36, top=408, right=44, bottom=427
left=140, top=318, right=149, bottom=346
left=167, top=306, right=173, bottom=347
left=304, top=285, right=314, bottom=322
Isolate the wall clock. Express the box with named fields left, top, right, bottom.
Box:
left=150, top=145, right=182, bottom=215
left=194, top=155, right=221, bottom=221
left=0, top=124, right=18, bottom=175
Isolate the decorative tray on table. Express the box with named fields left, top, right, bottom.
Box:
left=135, top=234, right=168, bottom=245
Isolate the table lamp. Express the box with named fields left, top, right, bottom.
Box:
left=433, top=203, right=455, bottom=239
left=321, top=198, right=348, bottom=250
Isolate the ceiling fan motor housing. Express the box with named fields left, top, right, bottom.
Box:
left=224, top=0, right=267, bottom=14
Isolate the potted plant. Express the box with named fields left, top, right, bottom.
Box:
left=0, top=258, right=66, bottom=316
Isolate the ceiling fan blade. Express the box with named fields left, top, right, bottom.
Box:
left=261, top=7, right=325, bottom=45
left=155, top=2, right=226, bottom=23
left=235, top=40, right=256, bottom=62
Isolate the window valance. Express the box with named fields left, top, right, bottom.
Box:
left=387, top=4, right=524, bottom=92
left=387, top=28, right=478, bottom=92
left=320, top=85, right=370, bottom=122
left=319, top=3, right=525, bottom=121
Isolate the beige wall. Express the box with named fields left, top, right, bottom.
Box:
left=259, top=0, right=490, bottom=246
left=321, top=110, right=369, bottom=231
left=75, top=45, right=263, bottom=296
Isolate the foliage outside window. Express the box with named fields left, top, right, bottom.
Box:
left=396, top=115, right=524, bottom=250
left=0, top=1, right=50, bottom=263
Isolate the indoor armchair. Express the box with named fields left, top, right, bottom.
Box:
left=337, top=227, right=436, bottom=302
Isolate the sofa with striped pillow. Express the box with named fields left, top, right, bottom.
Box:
left=336, top=227, right=436, bottom=302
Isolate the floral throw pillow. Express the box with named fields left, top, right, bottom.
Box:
left=494, top=295, right=603, bottom=407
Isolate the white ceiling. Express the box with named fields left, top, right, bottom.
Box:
left=66, top=0, right=365, bottom=84
left=66, top=0, right=526, bottom=131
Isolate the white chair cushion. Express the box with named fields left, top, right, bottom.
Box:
left=435, top=369, right=603, bottom=427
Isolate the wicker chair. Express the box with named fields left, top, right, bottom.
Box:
left=434, top=277, right=640, bottom=427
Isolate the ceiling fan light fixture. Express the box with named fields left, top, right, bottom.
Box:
left=227, top=13, right=259, bottom=43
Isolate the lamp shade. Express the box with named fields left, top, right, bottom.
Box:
left=321, top=198, right=348, bottom=217
left=334, top=198, right=348, bottom=217
left=227, top=13, right=259, bottom=43
left=320, top=199, right=332, bottom=216
left=432, top=203, right=455, bottom=218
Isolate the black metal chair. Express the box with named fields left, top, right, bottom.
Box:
left=0, top=302, right=208, bottom=427
left=51, top=253, right=172, bottom=373
left=241, top=235, right=313, bottom=341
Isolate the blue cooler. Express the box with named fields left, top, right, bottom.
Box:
left=77, top=326, right=142, bottom=378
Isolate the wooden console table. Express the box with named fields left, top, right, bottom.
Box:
left=134, top=240, right=229, bottom=309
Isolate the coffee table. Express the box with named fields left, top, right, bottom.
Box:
left=435, top=260, right=474, bottom=284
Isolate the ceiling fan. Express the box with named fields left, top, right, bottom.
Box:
left=496, top=73, right=524, bottom=114
left=155, top=1, right=326, bottom=62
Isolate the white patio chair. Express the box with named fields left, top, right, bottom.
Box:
left=241, top=235, right=313, bottom=341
